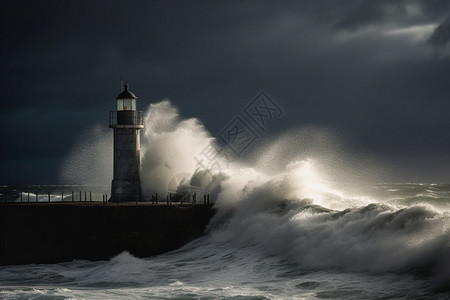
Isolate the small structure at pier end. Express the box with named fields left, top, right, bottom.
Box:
left=109, top=82, right=144, bottom=202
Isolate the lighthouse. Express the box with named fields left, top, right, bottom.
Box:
left=109, top=82, right=143, bottom=202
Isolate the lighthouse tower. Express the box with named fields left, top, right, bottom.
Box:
left=109, top=82, right=143, bottom=202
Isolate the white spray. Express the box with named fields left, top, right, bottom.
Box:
left=59, top=100, right=450, bottom=288
left=59, top=125, right=112, bottom=186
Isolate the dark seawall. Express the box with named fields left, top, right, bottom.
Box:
left=0, top=202, right=215, bottom=266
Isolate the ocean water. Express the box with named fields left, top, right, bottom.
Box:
left=0, top=183, right=449, bottom=299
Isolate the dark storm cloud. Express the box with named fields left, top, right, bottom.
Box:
left=1, top=0, right=450, bottom=183
left=334, top=0, right=449, bottom=29
left=429, top=17, right=450, bottom=46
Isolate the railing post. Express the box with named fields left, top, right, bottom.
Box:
left=85, top=191, right=87, bottom=202
left=20, top=192, right=23, bottom=202
left=72, top=191, right=74, bottom=202
left=28, top=192, right=30, bottom=202
left=48, top=191, right=50, bottom=202
left=90, top=191, right=92, bottom=202
left=36, top=192, right=38, bottom=202
left=62, top=191, right=64, bottom=202
left=79, top=191, right=82, bottom=202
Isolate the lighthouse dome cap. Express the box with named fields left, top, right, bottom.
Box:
left=116, top=82, right=137, bottom=99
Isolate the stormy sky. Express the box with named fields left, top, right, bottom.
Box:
left=1, top=0, right=449, bottom=184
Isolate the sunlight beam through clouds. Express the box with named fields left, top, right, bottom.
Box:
left=383, top=24, right=437, bottom=42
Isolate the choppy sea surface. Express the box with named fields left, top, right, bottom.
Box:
left=0, top=183, right=449, bottom=299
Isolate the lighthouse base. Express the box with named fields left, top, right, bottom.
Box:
left=111, top=179, right=142, bottom=202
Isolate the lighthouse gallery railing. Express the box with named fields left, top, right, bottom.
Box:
left=109, top=111, right=144, bottom=126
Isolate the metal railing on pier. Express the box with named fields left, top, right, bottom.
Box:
left=0, top=190, right=211, bottom=206
left=0, top=190, right=107, bottom=203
